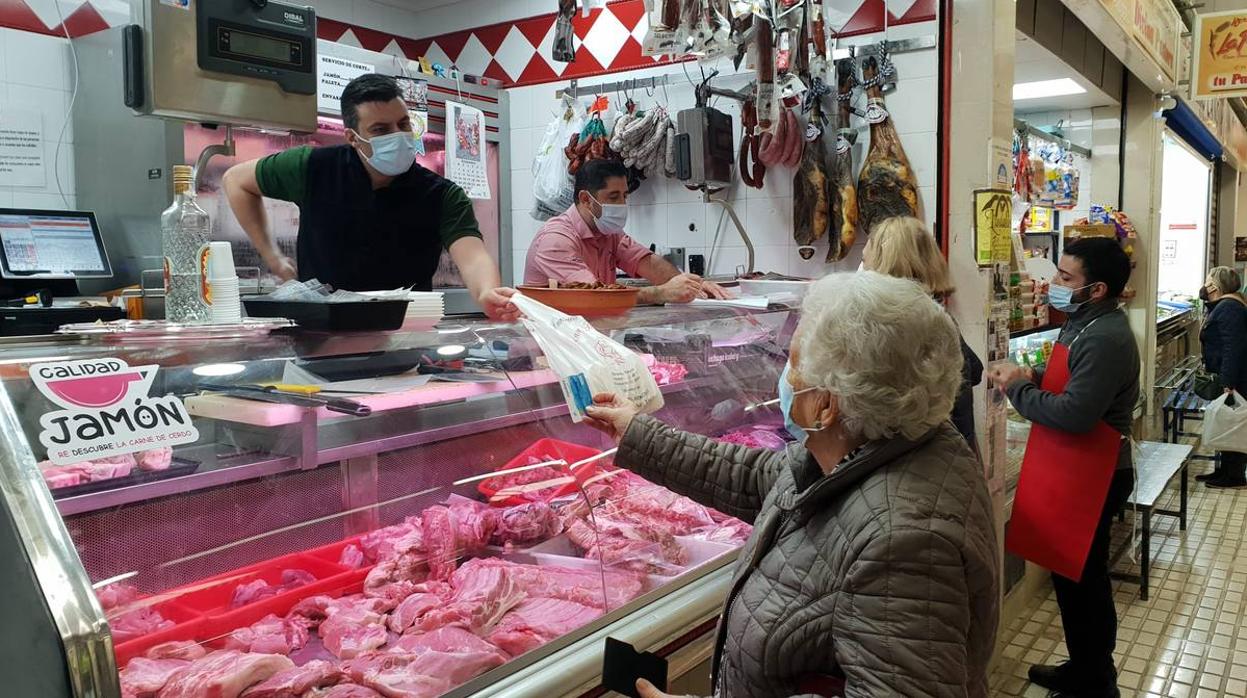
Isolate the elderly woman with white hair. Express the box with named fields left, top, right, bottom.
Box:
left=585, top=272, right=999, bottom=698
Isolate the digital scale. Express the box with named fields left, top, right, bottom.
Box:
left=125, top=0, right=318, bottom=132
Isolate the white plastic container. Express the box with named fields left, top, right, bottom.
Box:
left=737, top=278, right=815, bottom=301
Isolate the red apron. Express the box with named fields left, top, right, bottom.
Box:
left=1005, top=340, right=1122, bottom=582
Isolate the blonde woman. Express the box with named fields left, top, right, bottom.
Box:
left=863, top=217, right=983, bottom=449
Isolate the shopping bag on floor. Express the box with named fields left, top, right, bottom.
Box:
left=512, top=292, right=664, bottom=422
left=1202, top=391, right=1247, bottom=452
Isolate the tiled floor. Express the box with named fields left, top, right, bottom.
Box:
left=990, top=454, right=1247, bottom=698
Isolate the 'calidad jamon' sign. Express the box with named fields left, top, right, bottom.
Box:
left=1193, top=10, right=1247, bottom=100
left=29, top=358, right=199, bottom=465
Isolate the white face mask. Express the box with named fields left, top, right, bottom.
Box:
left=588, top=193, right=628, bottom=234
left=352, top=129, right=417, bottom=176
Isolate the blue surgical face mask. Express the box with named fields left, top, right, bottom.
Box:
left=1049, top=282, right=1091, bottom=313
left=353, top=129, right=417, bottom=176
left=779, top=363, right=824, bottom=442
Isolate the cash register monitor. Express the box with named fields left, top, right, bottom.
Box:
left=0, top=208, right=113, bottom=280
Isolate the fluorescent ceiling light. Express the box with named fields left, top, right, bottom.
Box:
left=1013, top=78, right=1086, bottom=101
left=192, top=363, right=247, bottom=377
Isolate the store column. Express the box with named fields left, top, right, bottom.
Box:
left=944, top=0, right=1016, bottom=629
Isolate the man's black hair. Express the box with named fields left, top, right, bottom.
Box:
left=573, top=159, right=628, bottom=200
left=341, top=74, right=403, bottom=132
left=1063, top=237, right=1131, bottom=298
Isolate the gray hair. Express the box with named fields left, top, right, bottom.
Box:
left=1209, top=266, right=1242, bottom=295
left=797, top=271, right=964, bottom=442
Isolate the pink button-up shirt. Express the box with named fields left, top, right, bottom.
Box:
left=524, top=205, right=653, bottom=286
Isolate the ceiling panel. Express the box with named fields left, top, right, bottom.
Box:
left=1014, top=32, right=1118, bottom=115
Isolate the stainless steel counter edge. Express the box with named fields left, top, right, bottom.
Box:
left=0, top=382, right=117, bottom=696
left=468, top=565, right=732, bottom=698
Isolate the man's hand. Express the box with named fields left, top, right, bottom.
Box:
left=583, top=392, right=639, bottom=444
left=658, top=273, right=705, bottom=304
left=479, top=287, right=519, bottom=322
left=987, top=363, right=1034, bottom=390
left=700, top=280, right=731, bottom=300
left=265, top=254, right=297, bottom=282
left=636, top=679, right=692, bottom=698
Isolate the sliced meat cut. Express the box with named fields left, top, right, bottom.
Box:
left=416, top=559, right=525, bottom=634
left=391, top=626, right=507, bottom=659
left=388, top=591, right=446, bottom=634
left=344, top=653, right=451, bottom=698
left=487, top=598, right=602, bottom=657
left=111, top=607, right=175, bottom=644
left=288, top=595, right=335, bottom=629
left=421, top=500, right=497, bottom=581
left=339, top=545, right=365, bottom=569
left=156, top=650, right=294, bottom=698
left=239, top=659, right=345, bottom=697
left=489, top=502, right=560, bottom=546
left=306, top=686, right=383, bottom=698
left=457, top=558, right=644, bottom=610
left=320, top=597, right=390, bottom=659
left=120, top=657, right=190, bottom=698
left=145, top=640, right=207, bottom=662
left=224, top=614, right=308, bottom=656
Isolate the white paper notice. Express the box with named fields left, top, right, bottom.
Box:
left=0, top=109, right=45, bottom=187
left=444, top=100, right=491, bottom=200
left=318, top=55, right=374, bottom=115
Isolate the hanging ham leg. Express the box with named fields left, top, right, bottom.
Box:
left=829, top=59, right=859, bottom=261
left=856, top=55, right=919, bottom=238
left=793, top=99, right=831, bottom=257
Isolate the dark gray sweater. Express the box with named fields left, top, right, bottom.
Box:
left=1006, top=301, right=1140, bottom=469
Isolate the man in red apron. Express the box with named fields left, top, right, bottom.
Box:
left=989, top=237, right=1139, bottom=698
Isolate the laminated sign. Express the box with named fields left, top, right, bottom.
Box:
left=30, top=358, right=200, bottom=465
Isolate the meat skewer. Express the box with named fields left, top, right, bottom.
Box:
left=829, top=58, right=859, bottom=261
left=856, top=55, right=919, bottom=237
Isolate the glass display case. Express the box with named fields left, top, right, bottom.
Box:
left=0, top=304, right=797, bottom=697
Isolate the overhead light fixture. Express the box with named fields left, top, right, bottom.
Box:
left=1013, top=78, right=1086, bottom=101
left=437, top=345, right=467, bottom=356
left=192, top=363, right=247, bottom=378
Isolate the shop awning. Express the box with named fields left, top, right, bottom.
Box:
left=1163, top=98, right=1223, bottom=162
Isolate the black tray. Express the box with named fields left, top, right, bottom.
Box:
left=243, top=298, right=410, bottom=332
left=50, top=457, right=200, bottom=499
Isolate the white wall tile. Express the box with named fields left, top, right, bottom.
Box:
left=744, top=196, right=794, bottom=246
left=512, top=213, right=540, bottom=249
left=666, top=201, right=708, bottom=249
left=2, top=30, right=69, bottom=90
left=887, top=77, right=937, bottom=137
left=627, top=204, right=668, bottom=248
left=7, top=84, right=71, bottom=144
left=510, top=168, right=534, bottom=212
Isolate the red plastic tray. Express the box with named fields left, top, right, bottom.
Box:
left=111, top=599, right=205, bottom=666
left=477, top=438, right=609, bottom=507
left=175, top=552, right=354, bottom=639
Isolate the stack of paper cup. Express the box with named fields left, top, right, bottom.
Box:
left=200, top=241, right=241, bottom=324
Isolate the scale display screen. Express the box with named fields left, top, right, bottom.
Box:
left=216, top=26, right=304, bottom=68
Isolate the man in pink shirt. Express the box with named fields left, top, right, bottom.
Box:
left=524, top=160, right=727, bottom=304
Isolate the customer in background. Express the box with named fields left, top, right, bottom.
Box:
left=1198, top=266, right=1247, bottom=488
left=585, top=272, right=999, bottom=698
left=523, top=159, right=728, bottom=303
left=862, top=216, right=984, bottom=450
left=988, top=237, right=1139, bottom=698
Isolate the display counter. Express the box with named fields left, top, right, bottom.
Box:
left=0, top=304, right=799, bottom=697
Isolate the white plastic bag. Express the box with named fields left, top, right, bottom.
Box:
left=1202, top=391, right=1247, bottom=452
left=531, top=96, right=582, bottom=221
left=512, top=292, right=664, bottom=422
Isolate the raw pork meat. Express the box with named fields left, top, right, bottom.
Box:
left=564, top=516, right=685, bottom=574
left=359, top=519, right=422, bottom=564
left=306, top=686, right=383, bottom=697
left=288, top=595, right=335, bottom=629
left=643, top=357, right=689, bottom=386
left=421, top=501, right=496, bottom=581
left=344, top=653, right=451, bottom=698
left=480, top=459, right=571, bottom=502
left=391, top=626, right=507, bottom=659
left=145, top=640, right=207, bottom=661
left=489, top=502, right=560, bottom=546
left=156, top=650, right=294, bottom=698
left=136, top=447, right=173, bottom=471
left=96, top=583, right=141, bottom=611
left=387, top=582, right=451, bottom=634
left=416, top=559, right=526, bottom=633
left=364, top=553, right=426, bottom=601
left=225, top=614, right=308, bottom=655
left=460, top=558, right=644, bottom=610
left=715, top=427, right=789, bottom=450
left=320, top=598, right=389, bottom=659
left=239, top=659, right=345, bottom=697
left=339, top=545, right=365, bottom=569
left=120, top=657, right=190, bottom=698
left=111, top=607, right=175, bottom=643
left=487, top=598, right=602, bottom=656
left=230, top=569, right=317, bottom=609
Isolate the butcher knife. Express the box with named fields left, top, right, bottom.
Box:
left=197, top=383, right=372, bottom=417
